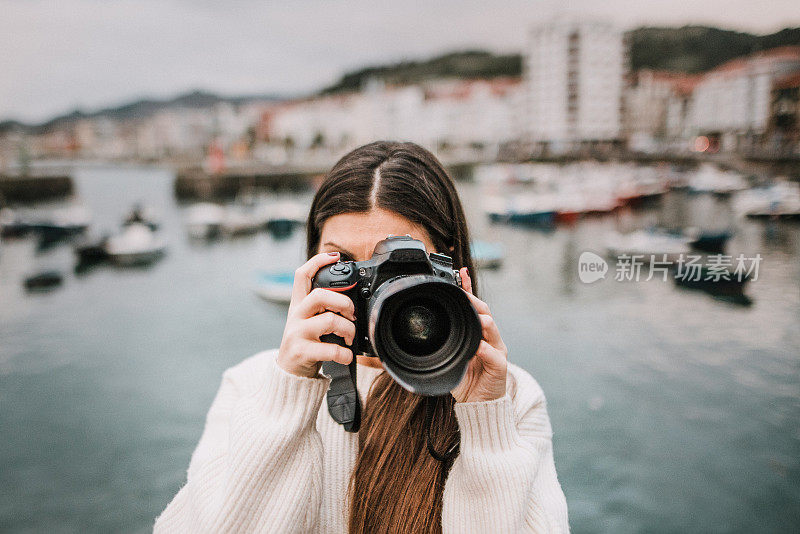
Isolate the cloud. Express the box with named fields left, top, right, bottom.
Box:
left=1, top=0, right=798, bottom=122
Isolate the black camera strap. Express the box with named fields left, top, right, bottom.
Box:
left=322, top=359, right=361, bottom=432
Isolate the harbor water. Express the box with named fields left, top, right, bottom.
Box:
left=0, top=165, right=798, bottom=533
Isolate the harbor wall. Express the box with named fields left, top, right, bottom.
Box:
left=173, top=167, right=321, bottom=200
left=0, top=174, right=73, bottom=203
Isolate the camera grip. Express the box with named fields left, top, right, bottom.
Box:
left=312, top=263, right=358, bottom=353
left=312, top=273, right=361, bottom=432
left=320, top=332, right=348, bottom=348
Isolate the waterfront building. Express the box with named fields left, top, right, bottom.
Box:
left=524, top=17, right=626, bottom=154
left=664, top=75, right=702, bottom=151
left=767, top=71, right=800, bottom=155
left=624, top=70, right=692, bottom=153
left=688, top=46, right=800, bottom=152
left=262, top=77, right=522, bottom=164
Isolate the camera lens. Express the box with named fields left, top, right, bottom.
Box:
left=391, top=300, right=450, bottom=356
left=367, top=274, right=481, bottom=395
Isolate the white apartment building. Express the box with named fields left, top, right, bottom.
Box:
left=664, top=75, right=702, bottom=149
left=688, top=47, right=800, bottom=151
left=624, top=70, right=683, bottom=152
left=132, top=102, right=268, bottom=160
left=263, top=77, right=522, bottom=161
left=525, top=17, right=626, bottom=153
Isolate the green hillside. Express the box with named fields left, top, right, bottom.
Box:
left=628, top=26, right=800, bottom=73
left=320, top=50, right=522, bottom=94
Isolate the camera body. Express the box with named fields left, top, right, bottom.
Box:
left=312, top=235, right=481, bottom=396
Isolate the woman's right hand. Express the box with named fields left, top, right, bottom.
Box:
left=277, top=252, right=357, bottom=378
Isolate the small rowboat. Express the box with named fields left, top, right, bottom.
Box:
left=254, top=271, right=294, bottom=304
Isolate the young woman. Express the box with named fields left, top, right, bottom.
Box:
left=154, top=141, right=569, bottom=533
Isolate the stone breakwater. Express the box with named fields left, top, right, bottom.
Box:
left=0, top=173, right=73, bottom=203
left=173, top=166, right=322, bottom=201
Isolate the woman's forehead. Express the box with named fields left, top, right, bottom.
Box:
left=319, top=209, right=435, bottom=259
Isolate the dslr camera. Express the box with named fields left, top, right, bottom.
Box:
left=312, top=235, right=481, bottom=396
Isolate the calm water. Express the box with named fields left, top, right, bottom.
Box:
left=1, top=165, right=798, bottom=533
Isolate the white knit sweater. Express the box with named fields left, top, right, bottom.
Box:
left=154, top=349, right=569, bottom=533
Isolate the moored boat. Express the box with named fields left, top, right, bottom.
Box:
left=686, top=229, right=732, bottom=254
left=616, top=175, right=667, bottom=206
left=253, top=271, right=294, bottom=304
left=485, top=196, right=557, bottom=227
left=264, top=201, right=307, bottom=237
left=605, top=229, right=691, bottom=263
left=105, top=223, right=166, bottom=266
left=123, top=204, right=160, bottom=231
left=27, top=205, right=91, bottom=244
left=221, top=209, right=261, bottom=237
left=74, top=233, right=110, bottom=263
left=672, top=265, right=752, bottom=305
left=0, top=208, right=31, bottom=238
left=186, top=203, right=225, bottom=239
left=735, top=182, right=800, bottom=220
left=24, top=270, right=63, bottom=291
left=688, top=164, right=748, bottom=196
left=489, top=209, right=556, bottom=226
left=471, top=241, right=504, bottom=270
left=655, top=227, right=733, bottom=254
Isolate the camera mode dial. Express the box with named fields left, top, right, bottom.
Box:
left=329, top=262, right=352, bottom=275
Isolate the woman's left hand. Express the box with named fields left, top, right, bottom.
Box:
left=451, top=267, right=508, bottom=403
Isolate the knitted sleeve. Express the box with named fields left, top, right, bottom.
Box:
left=441, top=368, right=570, bottom=533
left=153, top=351, right=330, bottom=533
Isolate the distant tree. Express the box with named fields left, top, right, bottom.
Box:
left=320, top=50, right=522, bottom=94
left=627, top=26, right=800, bottom=73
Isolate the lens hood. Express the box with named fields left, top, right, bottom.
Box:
left=367, top=274, right=481, bottom=396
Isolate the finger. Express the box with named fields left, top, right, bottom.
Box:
left=291, top=252, right=340, bottom=304
left=460, top=267, right=473, bottom=295
left=301, top=340, right=353, bottom=366
left=294, top=287, right=356, bottom=321
left=303, top=311, right=357, bottom=346
left=463, top=288, right=490, bottom=315
left=479, top=313, right=504, bottom=349
left=474, top=340, right=507, bottom=371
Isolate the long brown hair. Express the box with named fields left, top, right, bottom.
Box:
left=307, top=141, right=477, bottom=534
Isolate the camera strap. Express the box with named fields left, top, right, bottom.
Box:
left=322, top=359, right=361, bottom=432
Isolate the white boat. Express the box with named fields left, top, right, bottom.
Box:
left=615, top=172, right=667, bottom=205
left=484, top=194, right=557, bottom=226
left=734, top=182, right=800, bottom=220
left=605, top=229, right=691, bottom=263
left=688, top=164, right=748, bottom=195
left=575, top=188, right=621, bottom=214
left=0, top=207, right=30, bottom=237
left=471, top=241, right=504, bottom=269
left=265, top=200, right=308, bottom=236
left=22, top=205, right=91, bottom=247
left=52, top=205, right=92, bottom=229
left=253, top=271, right=294, bottom=304
left=186, top=203, right=225, bottom=239
left=105, top=223, right=166, bottom=266
left=221, top=208, right=262, bottom=237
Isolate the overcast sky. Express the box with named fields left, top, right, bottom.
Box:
left=2, top=0, right=799, bottom=123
